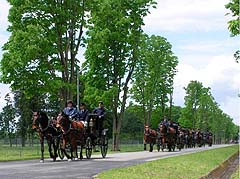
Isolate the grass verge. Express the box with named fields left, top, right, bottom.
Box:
left=231, top=167, right=240, bottom=179
left=0, top=143, right=144, bottom=161
left=97, top=145, right=239, bottom=179
left=0, top=145, right=49, bottom=161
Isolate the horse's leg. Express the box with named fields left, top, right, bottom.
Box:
left=47, top=138, right=54, bottom=159
left=74, top=142, right=78, bottom=160
left=143, top=137, right=147, bottom=150
left=62, top=138, right=71, bottom=160
left=144, top=143, right=146, bottom=151
left=161, top=138, right=164, bottom=151
left=69, top=138, right=76, bottom=161
left=52, top=138, right=58, bottom=161
left=40, top=137, right=44, bottom=162
left=149, top=143, right=152, bottom=152
left=80, top=145, right=83, bottom=160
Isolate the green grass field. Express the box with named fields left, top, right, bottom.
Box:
left=0, top=145, right=48, bottom=161
left=0, top=143, right=144, bottom=161
left=98, top=145, right=239, bottom=179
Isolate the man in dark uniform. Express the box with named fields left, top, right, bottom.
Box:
left=161, top=116, right=169, bottom=133
left=93, top=101, right=106, bottom=136
left=63, top=100, right=78, bottom=119
left=78, top=102, right=89, bottom=121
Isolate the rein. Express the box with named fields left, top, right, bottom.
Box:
left=39, top=123, right=49, bottom=133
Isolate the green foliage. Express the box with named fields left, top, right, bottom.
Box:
left=225, top=0, right=240, bottom=63
left=225, top=0, right=240, bottom=37
left=0, top=94, right=17, bottom=146
left=1, top=0, right=89, bottom=103
left=83, top=0, right=157, bottom=150
left=121, top=106, right=144, bottom=139
left=131, top=34, right=178, bottom=125
left=180, top=80, right=239, bottom=141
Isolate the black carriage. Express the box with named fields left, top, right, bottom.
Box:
left=56, top=113, right=108, bottom=160
left=84, top=113, right=108, bottom=159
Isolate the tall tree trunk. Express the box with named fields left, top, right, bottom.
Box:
left=169, top=92, right=173, bottom=119
left=21, top=134, right=26, bottom=147
left=9, top=133, right=12, bottom=147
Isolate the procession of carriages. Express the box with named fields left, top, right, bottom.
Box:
left=32, top=108, right=213, bottom=162
left=143, top=122, right=213, bottom=153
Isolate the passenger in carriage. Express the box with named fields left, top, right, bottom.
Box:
left=160, top=116, right=168, bottom=127
left=168, top=119, right=174, bottom=128
left=93, top=101, right=106, bottom=119
left=160, top=116, right=172, bottom=133
left=78, top=102, right=89, bottom=121
left=206, top=129, right=213, bottom=137
left=63, top=100, right=78, bottom=120
left=93, top=101, right=106, bottom=135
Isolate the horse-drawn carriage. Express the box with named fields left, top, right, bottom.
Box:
left=144, top=124, right=184, bottom=152
left=57, top=113, right=109, bottom=160
left=32, top=111, right=108, bottom=162
left=84, top=113, right=108, bottom=159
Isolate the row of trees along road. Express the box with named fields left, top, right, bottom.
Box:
left=179, top=81, right=238, bottom=142
left=0, top=0, right=238, bottom=148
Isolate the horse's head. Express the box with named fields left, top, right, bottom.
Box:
left=56, top=112, right=70, bottom=133
left=144, top=125, right=150, bottom=134
left=32, top=111, right=40, bottom=130
left=159, top=123, right=166, bottom=131
left=32, top=111, right=49, bottom=132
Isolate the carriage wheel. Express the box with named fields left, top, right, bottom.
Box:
left=86, top=137, right=92, bottom=159
left=100, top=135, right=108, bottom=158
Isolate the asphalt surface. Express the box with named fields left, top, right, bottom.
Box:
left=0, top=144, right=231, bottom=179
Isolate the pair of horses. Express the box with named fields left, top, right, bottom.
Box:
left=32, top=111, right=85, bottom=162
left=144, top=124, right=176, bottom=152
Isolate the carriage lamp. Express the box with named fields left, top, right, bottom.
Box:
left=84, top=121, right=88, bottom=128
left=89, top=118, right=93, bottom=127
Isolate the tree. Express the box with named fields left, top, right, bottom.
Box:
left=131, top=34, right=178, bottom=125
left=0, top=94, right=16, bottom=147
left=179, top=81, right=203, bottom=128
left=1, top=0, right=90, bottom=105
left=14, top=90, right=51, bottom=146
left=225, top=0, right=240, bottom=63
left=83, top=0, right=157, bottom=151
left=180, top=80, right=238, bottom=143
left=196, top=87, right=214, bottom=131
left=225, top=0, right=240, bottom=36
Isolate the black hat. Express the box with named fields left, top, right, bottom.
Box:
left=99, top=101, right=103, bottom=105
left=67, top=100, right=73, bottom=104
left=80, top=102, right=86, bottom=106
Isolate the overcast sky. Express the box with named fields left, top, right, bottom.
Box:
left=0, top=0, right=239, bottom=125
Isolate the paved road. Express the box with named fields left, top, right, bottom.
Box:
left=0, top=145, right=231, bottom=179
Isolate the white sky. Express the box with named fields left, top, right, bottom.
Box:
left=0, top=0, right=239, bottom=125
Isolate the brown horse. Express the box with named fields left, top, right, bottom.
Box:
left=56, top=112, right=85, bottom=160
left=159, top=124, right=176, bottom=151
left=143, top=125, right=158, bottom=152
left=206, top=133, right=213, bottom=147
left=32, top=111, right=60, bottom=162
